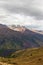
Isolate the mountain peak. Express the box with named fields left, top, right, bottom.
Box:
left=8, top=25, right=26, bottom=32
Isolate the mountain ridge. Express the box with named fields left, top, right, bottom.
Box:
left=0, top=24, right=43, bottom=57
left=0, top=24, right=43, bottom=50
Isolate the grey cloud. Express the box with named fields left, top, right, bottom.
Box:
left=2, top=0, right=43, bottom=20
left=0, top=0, right=43, bottom=20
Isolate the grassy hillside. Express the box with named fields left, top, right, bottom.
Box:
left=0, top=47, right=43, bottom=65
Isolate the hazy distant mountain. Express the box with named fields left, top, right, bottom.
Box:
left=0, top=24, right=43, bottom=50
left=33, top=30, right=43, bottom=34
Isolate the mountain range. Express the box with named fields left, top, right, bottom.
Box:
left=0, top=24, right=43, bottom=56
left=0, top=24, right=43, bottom=49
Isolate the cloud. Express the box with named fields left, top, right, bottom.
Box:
left=0, top=0, right=43, bottom=30
left=3, top=0, right=43, bottom=20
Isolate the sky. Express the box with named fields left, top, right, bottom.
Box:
left=0, top=0, right=43, bottom=30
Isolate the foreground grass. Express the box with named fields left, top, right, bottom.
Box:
left=0, top=47, right=43, bottom=65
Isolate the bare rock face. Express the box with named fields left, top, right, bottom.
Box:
left=8, top=25, right=26, bottom=32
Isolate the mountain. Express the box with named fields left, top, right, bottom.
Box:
left=8, top=25, right=26, bottom=32
left=0, top=24, right=43, bottom=52
left=0, top=47, right=43, bottom=65
left=29, top=29, right=43, bottom=34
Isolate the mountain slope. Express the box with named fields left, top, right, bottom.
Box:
left=0, top=24, right=43, bottom=51
left=0, top=47, right=43, bottom=65
left=11, top=47, right=43, bottom=65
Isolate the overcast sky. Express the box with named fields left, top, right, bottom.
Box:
left=0, top=0, right=43, bottom=30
